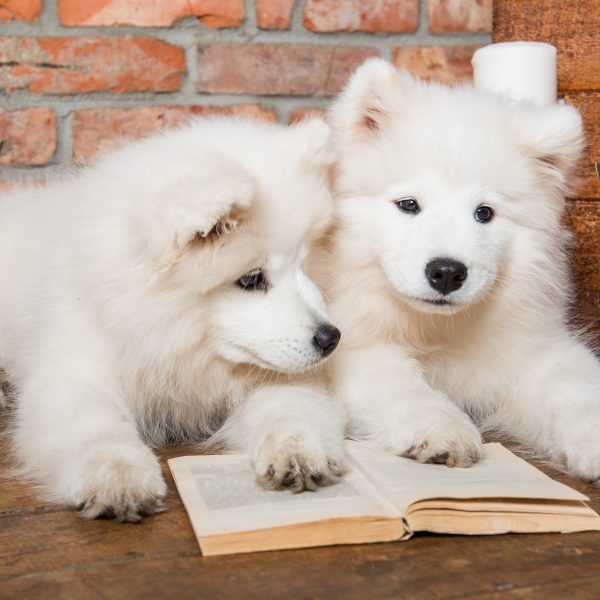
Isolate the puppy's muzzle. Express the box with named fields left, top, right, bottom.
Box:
left=425, top=258, right=468, bottom=295
left=312, top=324, right=341, bottom=357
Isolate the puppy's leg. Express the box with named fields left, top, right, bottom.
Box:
left=495, top=337, right=600, bottom=483
left=14, top=362, right=166, bottom=521
left=333, top=344, right=482, bottom=467
left=219, top=385, right=346, bottom=492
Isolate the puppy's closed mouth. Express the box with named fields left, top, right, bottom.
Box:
left=422, top=298, right=453, bottom=306
left=408, top=296, right=455, bottom=307
left=404, top=295, right=462, bottom=312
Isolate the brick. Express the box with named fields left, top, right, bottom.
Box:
left=0, top=37, right=185, bottom=95
left=196, top=43, right=379, bottom=96
left=304, top=0, right=418, bottom=32
left=0, top=180, right=46, bottom=191
left=256, top=0, right=295, bottom=29
left=0, top=0, right=41, bottom=22
left=58, top=0, right=244, bottom=28
left=288, top=107, right=328, bottom=124
left=428, top=0, right=492, bottom=33
left=391, top=45, right=479, bottom=85
left=72, top=105, right=277, bottom=165
left=0, top=108, right=56, bottom=165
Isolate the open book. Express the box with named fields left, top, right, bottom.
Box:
left=168, top=442, right=600, bottom=556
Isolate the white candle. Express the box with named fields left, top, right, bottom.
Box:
left=471, top=42, right=557, bottom=107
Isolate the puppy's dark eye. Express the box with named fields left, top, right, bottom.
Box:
left=395, top=197, right=420, bottom=215
left=474, top=205, right=494, bottom=224
left=237, top=269, right=268, bottom=292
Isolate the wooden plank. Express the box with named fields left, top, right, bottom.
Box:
left=0, top=478, right=56, bottom=514
left=2, top=421, right=600, bottom=592
left=0, top=506, right=200, bottom=579
left=493, top=0, right=600, bottom=92
left=564, top=93, right=600, bottom=200
left=0, top=444, right=201, bottom=580
left=4, top=403, right=600, bottom=599
left=4, top=528, right=600, bottom=599
left=565, top=200, right=600, bottom=308
left=483, top=576, right=600, bottom=600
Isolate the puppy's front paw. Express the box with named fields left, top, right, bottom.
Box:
left=253, top=430, right=346, bottom=493
left=559, top=432, right=600, bottom=485
left=74, top=447, right=167, bottom=522
left=402, top=432, right=481, bottom=468
left=378, top=406, right=482, bottom=468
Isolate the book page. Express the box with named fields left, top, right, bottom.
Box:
left=168, top=453, right=400, bottom=539
left=347, top=441, right=590, bottom=515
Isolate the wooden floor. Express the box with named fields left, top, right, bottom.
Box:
left=2, top=428, right=600, bottom=599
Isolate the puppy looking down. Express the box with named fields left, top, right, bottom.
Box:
left=315, top=58, right=600, bottom=481
left=0, top=116, right=345, bottom=521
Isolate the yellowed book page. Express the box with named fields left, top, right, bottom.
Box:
left=410, top=497, right=597, bottom=516
left=406, top=508, right=600, bottom=535
left=200, top=516, right=409, bottom=556
left=168, top=453, right=401, bottom=542
left=346, top=441, right=590, bottom=515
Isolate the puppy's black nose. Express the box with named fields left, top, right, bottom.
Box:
left=425, top=258, right=468, bottom=295
left=313, top=324, right=341, bottom=357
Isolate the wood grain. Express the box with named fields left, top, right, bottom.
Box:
left=565, top=93, right=600, bottom=200
left=3, top=411, right=600, bottom=599
left=493, top=0, right=600, bottom=92
left=565, top=200, right=600, bottom=309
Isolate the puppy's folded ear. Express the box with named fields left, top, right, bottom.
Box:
left=513, top=102, right=584, bottom=192
left=329, top=58, right=405, bottom=141
left=156, top=167, right=256, bottom=254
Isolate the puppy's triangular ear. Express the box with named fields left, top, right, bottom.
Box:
left=159, top=170, right=255, bottom=253
left=291, top=117, right=335, bottom=168
left=513, top=102, right=584, bottom=192
left=329, top=58, right=404, bottom=141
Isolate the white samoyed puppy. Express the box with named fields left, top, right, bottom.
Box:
left=314, top=58, right=600, bottom=480
left=0, top=116, right=346, bottom=521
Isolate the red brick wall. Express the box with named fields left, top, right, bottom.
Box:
left=0, top=0, right=491, bottom=178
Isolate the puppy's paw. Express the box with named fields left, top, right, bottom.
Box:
left=253, top=429, right=346, bottom=493
left=402, top=432, right=481, bottom=468
left=74, top=448, right=167, bottom=522
left=378, top=407, right=482, bottom=468
left=559, top=437, right=600, bottom=485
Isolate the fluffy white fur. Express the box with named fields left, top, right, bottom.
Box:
left=315, top=58, right=600, bottom=479
left=0, top=116, right=346, bottom=521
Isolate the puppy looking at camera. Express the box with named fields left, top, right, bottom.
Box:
left=0, top=117, right=344, bottom=521
left=315, top=58, right=600, bottom=481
